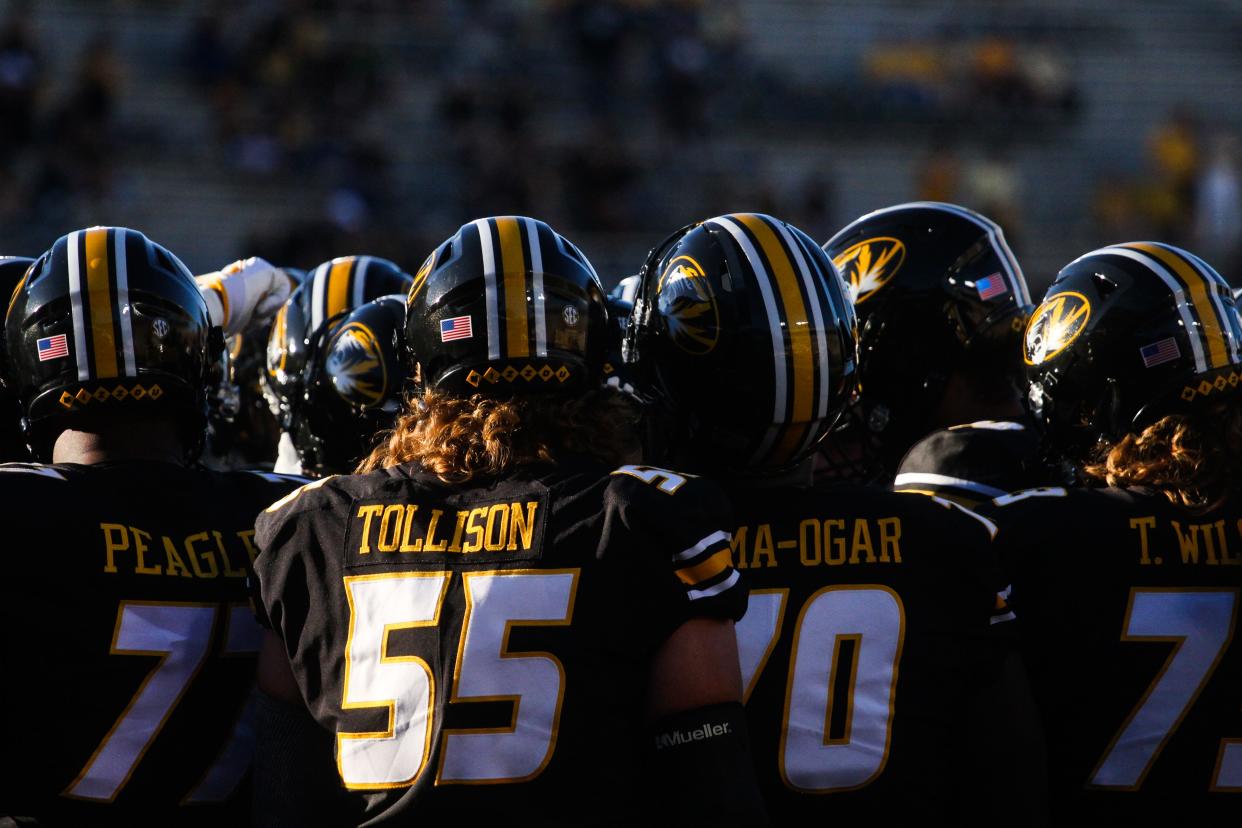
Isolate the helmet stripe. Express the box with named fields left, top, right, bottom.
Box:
left=1096, top=246, right=1207, bottom=373
left=409, top=250, right=435, bottom=305
left=84, top=227, right=119, bottom=379
left=525, top=218, right=548, bottom=358
left=497, top=216, right=530, bottom=358
left=66, top=230, right=91, bottom=381
left=351, top=256, right=371, bottom=309
left=1124, top=243, right=1228, bottom=369
left=775, top=221, right=832, bottom=421
left=709, top=216, right=788, bottom=464
left=5, top=270, right=27, bottom=323
left=736, top=214, right=814, bottom=466
left=1185, top=249, right=1242, bottom=364
left=113, top=228, right=137, bottom=376
left=271, top=304, right=289, bottom=376
left=326, top=258, right=354, bottom=325
left=1155, top=243, right=1240, bottom=366
left=473, top=218, right=502, bottom=361
left=309, top=263, right=329, bottom=332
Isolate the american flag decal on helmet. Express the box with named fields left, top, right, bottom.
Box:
left=440, top=315, right=473, bottom=342
left=37, top=334, right=69, bottom=361
left=976, top=273, right=1008, bottom=300
left=1140, top=337, right=1181, bottom=368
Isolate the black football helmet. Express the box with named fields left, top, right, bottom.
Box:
left=1025, top=241, right=1242, bottom=460
left=263, top=255, right=413, bottom=431
left=405, top=216, right=608, bottom=395
left=2, top=228, right=220, bottom=459
left=626, top=213, right=857, bottom=474
left=295, top=295, right=409, bottom=475
left=0, top=256, right=36, bottom=460
left=823, top=202, right=1032, bottom=471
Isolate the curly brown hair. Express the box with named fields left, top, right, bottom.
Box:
left=1082, top=403, right=1242, bottom=508
left=357, top=387, right=642, bottom=482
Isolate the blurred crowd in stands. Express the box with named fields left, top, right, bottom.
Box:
left=1094, top=108, right=1242, bottom=282
left=0, top=0, right=1239, bottom=285
left=0, top=1, right=123, bottom=235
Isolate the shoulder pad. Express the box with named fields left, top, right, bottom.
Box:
left=948, top=420, right=1027, bottom=431
left=0, top=463, right=67, bottom=481
left=929, top=494, right=999, bottom=540
left=893, top=472, right=1007, bottom=499
left=263, top=474, right=338, bottom=514
left=991, top=486, right=1068, bottom=507
left=241, top=470, right=313, bottom=486
left=609, top=464, right=698, bottom=495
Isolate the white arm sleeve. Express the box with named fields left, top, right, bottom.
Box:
left=196, top=257, right=294, bottom=337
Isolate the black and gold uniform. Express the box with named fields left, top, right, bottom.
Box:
left=625, top=213, right=1045, bottom=824
left=988, top=486, right=1242, bottom=822
left=253, top=460, right=747, bottom=824
left=0, top=461, right=304, bottom=826
left=984, top=240, right=1242, bottom=822
left=729, top=482, right=1010, bottom=822
left=894, top=418, right=1065, bottom=506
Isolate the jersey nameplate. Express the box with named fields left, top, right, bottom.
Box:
left=346, top=493, right=548, bottom=568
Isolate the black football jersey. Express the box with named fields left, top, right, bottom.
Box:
left=894, top=418, right=1063, bottom=506
left=988, top=486, right=1242, bottom=823
left=252, top=460, right=747, bottom=826
left=727, top=481, right=1010, bottom=822
left=0, top=461, right=305, bottom=826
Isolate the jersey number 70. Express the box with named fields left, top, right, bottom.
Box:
left=735, top=585, right=905, bottom=792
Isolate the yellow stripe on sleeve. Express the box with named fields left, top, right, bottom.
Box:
left=675, top=548, right=733, bottom=587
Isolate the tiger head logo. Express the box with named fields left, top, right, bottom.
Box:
left=325, top=322, right=387, bottom=407
left=1024, top=291, right=1091, bottom=366
left=657, top=254, right=720, bottom=355
left=832, top=237, right=906, bottom=304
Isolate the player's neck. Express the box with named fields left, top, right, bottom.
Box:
left=51, top=422, right=187, bottom=465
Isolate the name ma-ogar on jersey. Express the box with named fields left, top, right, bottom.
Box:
left=988, top=486, right=1242, bottom=822
left=0, top=461, right=304, bottom=826
left=727, top=481, right=1009, bottom=822
left=253, top=461, right=746, bottom=825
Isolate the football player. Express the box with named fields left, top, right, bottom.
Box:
left=987, top=242, right=1242, bottom=822
left=822, top=202, right=1051, bottom=496
left=261, top=255, right=413, bottom=475
left=290, top=294, right=409, bottom=476
left=0, top=255, right=35, bottom=461
left=626, top=213, right=1046, bottom=823
left=196, top=257, right=300, bottom=470
left=0, top=228, right=306, bottom=826
left=251, top=217, right=766, bottom=825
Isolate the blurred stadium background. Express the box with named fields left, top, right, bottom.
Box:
left=1, top=0, right=1240, bottom=293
